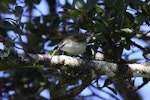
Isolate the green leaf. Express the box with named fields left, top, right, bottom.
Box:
left=121, top=28, right=133, bottom=33
left=125, top=12, right=134, bottom=25
left=141, top=4, right=149, bottom=15
left=73, top=0, right=85, bottom=10
left=33, top=0, right=41, bottom=4
left=69, top=9, right=85, bottom=20
left=107, top=17, right=115, bottom=24
left=134, top=15, right=147, bottom=25
left=121, top=37, right=126, bottom=42
left=50, top=83, right=68, bottom=95
left=72, top=0, right=98, bottom=13
left=27, top=0, right=41, bottom=4
left=96, top=5, right=105, bottom=13
left=0, top=20, right=13, bottom=29
left=85, top=0, right=97, bottom=12
left=15, top=6, right=23, bottom=16
left=124, top=43, right=130, bottom=50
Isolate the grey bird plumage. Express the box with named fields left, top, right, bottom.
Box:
left=51, top=35, right=87, bottom=56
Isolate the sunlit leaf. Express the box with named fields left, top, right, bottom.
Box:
left=96, top=5, right=105, bottom=13
left=73, top=0, right=85, bottom=10
left=121, top=28, right=133, bottom=33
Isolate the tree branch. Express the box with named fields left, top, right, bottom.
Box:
left=27, top=54, right=150, bottom=78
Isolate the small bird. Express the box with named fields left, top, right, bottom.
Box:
left=51, top=35, right=88, bottom=56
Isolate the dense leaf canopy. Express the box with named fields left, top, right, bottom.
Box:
left=0, top=0, right=150, bottom=100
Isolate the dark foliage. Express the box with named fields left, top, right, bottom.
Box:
left=0, top=0, right=149, bottom=99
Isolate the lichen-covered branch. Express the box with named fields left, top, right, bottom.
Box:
left=28, top=54, right=150, bottom=78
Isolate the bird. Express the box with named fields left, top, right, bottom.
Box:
left=51, top=35, right=88, bottom=56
